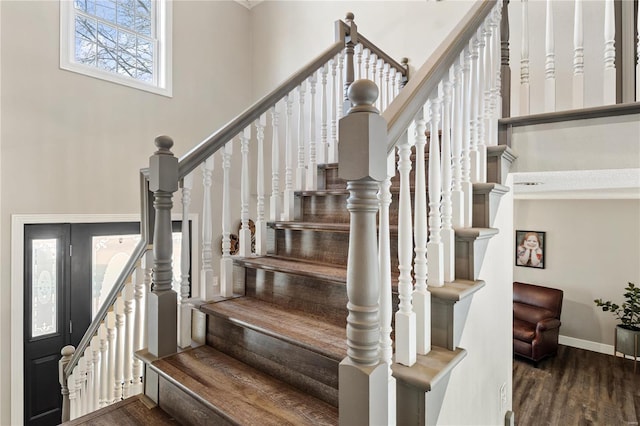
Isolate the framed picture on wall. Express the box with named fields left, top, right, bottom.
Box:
left=515, top=230, right=545, bottom=269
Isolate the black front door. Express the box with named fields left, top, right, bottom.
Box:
left=23, top=224, right=70, bottom=426
left=23, top=222, right=140, bottom=426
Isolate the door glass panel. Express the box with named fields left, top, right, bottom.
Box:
left=91, top=231, right=185, bottom=318
left=92, top=234, right=141, bottom=319
left=32, top=239, right=58, bottom=338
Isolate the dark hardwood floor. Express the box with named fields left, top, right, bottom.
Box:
left=513, top=345, right=640, bottom=426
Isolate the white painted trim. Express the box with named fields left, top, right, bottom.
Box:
left=59, top=0, right=173, bottom=97
left=559, top=335, right=613, bottom=355
left=560, top=334, right=639, bottom=361
left=10, top=212, right=199, bottom=425
left=515, top=190, right=640, bottom=200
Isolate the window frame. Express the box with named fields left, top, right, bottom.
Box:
left=60, top=0, right=172, bottom=97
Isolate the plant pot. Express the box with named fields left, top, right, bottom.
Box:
left=615, top=325, right=640, bottom=357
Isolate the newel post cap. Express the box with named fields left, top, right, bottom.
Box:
left=149, top=135, right=179, bottom=193
left=338, top=80, right=387, bottom=182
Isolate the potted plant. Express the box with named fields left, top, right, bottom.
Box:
left=594, top=282, right=640, bottom=360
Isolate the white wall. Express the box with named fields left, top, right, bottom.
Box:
left=250, top=1, right=475, bottom=99
left=438, top=176, right=514, bottom=425
left=0, top=1, right=252, bottom=424
left=514, top=199, right=640, bottom=347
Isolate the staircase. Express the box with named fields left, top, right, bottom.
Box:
left=60, top=1, right=517, bottom=424
left=67, top=141, right=513, bottom=426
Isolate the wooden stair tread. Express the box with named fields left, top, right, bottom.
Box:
left=428, top=279, right=486, bottom=302
left=234, top=256, right=347, bottom=283
left=455, top=227, right=499, bottom=240
left=64, top=395, right=177, bottom=425
left=151, top=346, right=338, bottom=426
left=200, top=297, right=347, bottom=361
left=391, top=346, right=467, bottom=392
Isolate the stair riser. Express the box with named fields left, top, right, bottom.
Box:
left=245, top=268, right=348, bottom=327
left=269, top=227, right=400, bottom=273
left=158, top=375, right=235, bottom=426
left=322, top=165, right=432, bottom=191
left=206, top=315, right=339, bottom=407
left=299, top=192, right=423, bottom=225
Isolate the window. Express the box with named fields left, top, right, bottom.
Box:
left=60, top=0, right=172, bottom=96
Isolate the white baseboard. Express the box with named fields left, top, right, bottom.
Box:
left=559, top=335, right=637, bottom=360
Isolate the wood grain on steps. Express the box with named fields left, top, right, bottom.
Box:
left=63, top=395, right=177, bottom=425
left=200, top=297, right=346, bottom=361
left=151, top=345, right=338, bottom=426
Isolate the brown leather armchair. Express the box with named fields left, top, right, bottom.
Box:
left=513, top=282, right=564, bottom=362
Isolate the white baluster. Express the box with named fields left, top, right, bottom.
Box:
left=357, top=44, right=363, bottom=79
left=106, top=311, right=116, bottom=404
left=469, top=36, right=480, bottom=184
left=113, top=297, right=124, bottom=402
left=370, top=54, right=377, bottom=89
left=131, top=262, right=146, bottom=395
left=384, top=63, right=391, bottom=110
left=141, top=250, right=152, bottom=349
left=283, top=94, right=295, bottom=220
left=307, top=73, right=318, bottom=190
left=179, top=174, right=193, bottom=349
left=90, top=336, right=100, bottom=412
left=76, top=356, right=86, bottom=416
left=461, top=48, right=473, bottom=228
left=122, top=282, right=134, bottom=398
left=364, top=49, right=371, bottom=81
left=545, top=0, right=556, bottom=112
left=476, top=26, right=487, bottom=183
left=255, top=114, right=267, bottom=255
left=296, top=82, right=306, bottom=191
left=573, top=0, right=584, bottom=108
left=320, top=65, right=329, bottom=166
left=338, top=51, right=344, bottom=118
left=489, top=9, right=500, bottom=145
left=520, top=0, right=530, bottom=115
left=390, top=68, right=397, bottom=104
left=69, top=369, right=77, bottom=419
left=413, top=114, right=430, bottom=356
left=239, top=127, right=252, bottom=256
left=98, top=325, right=108, bottom=407
left=270, top=106, right=281, bottom=222
left=428, top=95, right=444, bottom=288
left=221, top=142, right=234, bottom=297
left=329, top=58, right=339, bottom=163
left=603, top=0, right=616, bottom=105
left=200, top=157, right=215, bottom=300
left=85, top=344, right=94, bottom=413
left=442, top=74, right=455, bottom=283
left=452, top=57, right=464, bottom=229
left=378, top=152, right=396, bottom=425
left=395, top=135, right=416, bottom=367
left=378, top=59, right=384, bottom=111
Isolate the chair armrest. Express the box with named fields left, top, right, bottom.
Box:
left=536, top=318, right=561, bottom=332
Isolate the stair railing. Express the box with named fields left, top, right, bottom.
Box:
left=337, top=0, right=500, bottom=422
left=59, top=171, right=153, bottom=422
left=171, top=11, right=408, bottom=345
left=59, top=12, right=408, bottom=423
left=502, top=0, right=640, bottom=116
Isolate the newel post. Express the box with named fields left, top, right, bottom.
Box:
left=148, top=135, right=178, bottom=358
left=343, top=12, right=358, bottom=113
left=338, top=80, right=388, bottom=426
left=59, top=345, right=75, bottom=423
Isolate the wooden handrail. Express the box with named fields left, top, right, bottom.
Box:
left=177, top=40, right=344, bottom=178
left=383, top=0, right=497, bottom=152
